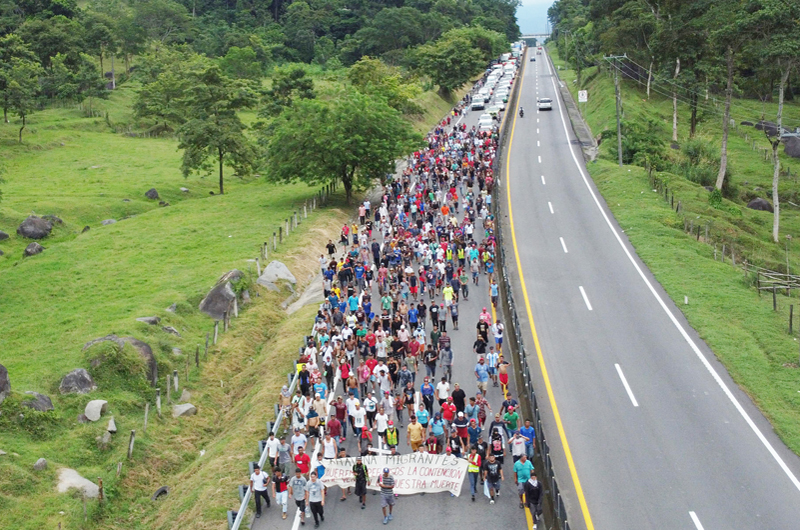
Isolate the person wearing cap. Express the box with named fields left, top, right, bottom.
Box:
left=468, top=418, right=482, bottom=446
left=378, top=467, right=396, bottom=524
left=503, top=405, right=520, bottom=438
left=289, top=467, right=308, bottom=525
left=352, top=456, right=370, bottom=509
left=474, top=357, right=490, bottom=394
left=385, top=420, right=399, bottom=449
left=249, top=463, right=271, bottom=518
left=467, top=446, right=482, bottom=501
left=454, top=411, right=469, bottom=450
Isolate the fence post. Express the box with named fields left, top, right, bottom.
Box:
left=166, top=373, right=171, bottom=404
left=279, top=226, right=283, bottom=243
left=144, top=402, right=149, bottom=433
left=791, top=305, right=794, bottom=334
left=223, top=311, right=229, bottom=332
left=214, top=321, right=219, bottom=344
left=256, top=258, right=261, bottom=277
left=273, top=232, right=277, bottom=250
left=127, top=430, right=136, bottom=459
left=205, top=332, right=210, bottom=360
left=156, top=388, right=161, bottom=418
left=195, top=345, right=200, bottom=368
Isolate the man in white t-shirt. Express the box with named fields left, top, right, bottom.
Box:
left=265, top=432, right=281, bottom=463
left=351, top=401, right=367, bottom=437
left=492, top=320, right=504, bottom=353
left=250, top=464, right=272, bottom=517
left=435, top=377, right=451, bottom=406
left=374, top=406, right=390, bottom=440
left=510, top=432, right=529, bottom=463
left=291, top=429, right=308, bottom=456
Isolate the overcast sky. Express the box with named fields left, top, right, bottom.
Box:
left=517, top=0, right=553, bottom=35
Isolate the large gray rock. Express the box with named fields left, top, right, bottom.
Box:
left=179, top=389, right=191, bottom=403
left=0, top=364, right=10, bottom=405
left=59, top=368, right=96, bottom=395
left=0, top=230, right=9, bottom=241
left=145, top=188, right=160, bottom=200
left=258, top=261, right=297, bottom=287
left=33, top=458, right=48, bottom=471
left=785, top=136, right=800, bottom=159
left=24, top=242, right=44, bottom=257
left=172, top=403, right=197, bottom=418
left=136, top=316, right=160, bottom=325
left=17, top=216, right=52, bottom=239
left=84, top=400, right=108, bottom=422
left=57, top=469, right=100, bottom=498
left=755, top=120, right=779, bottom=137
left=83, top=335, right=157, bottom=385
left=199, top=270, right=242, bottom=320
left=22, top=391, right=54, bottom=412
left=747, top=197, right=774, bottom=212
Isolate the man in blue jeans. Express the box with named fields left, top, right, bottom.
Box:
left=519, top=419, right=536, bottom=459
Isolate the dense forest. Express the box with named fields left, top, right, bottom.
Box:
left=1, top=0, right=517, bottom=199
left=547, top=0, right=800, bottom=241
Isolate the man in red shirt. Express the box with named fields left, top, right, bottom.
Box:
left=333, top=396, right=348, bottom=441
left=327, top=414, right=342, bottom=443
left=441, top=397, right=457, bottom=423
left=294, top=446, right=311, bottom=477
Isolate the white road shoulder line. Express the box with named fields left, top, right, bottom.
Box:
left=689, top=511, right=705, bottom=530
left=615, top=364, right=639, bottom=407
left=548, top=202, right=554, bottom=214
left=579, top=286, right=593, bottom=311
left=545, top=51, right=800, bottom=492
left=560, top=237, right=568, bottom=253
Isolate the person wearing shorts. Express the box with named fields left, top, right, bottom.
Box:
left=474, top=357, right=490, bottom=394
left=378, top=468, right=396, bottom=525
left=498, top=355, right=509, bottom=390
left=289, top=468, right=308, bottom=525
left=352, top=456, right=370, bottom=509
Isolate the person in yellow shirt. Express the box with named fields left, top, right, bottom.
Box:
left=406, top=415, right=425, bottom=452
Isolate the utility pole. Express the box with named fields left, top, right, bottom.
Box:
left=605, top=54, right=627, bottom=167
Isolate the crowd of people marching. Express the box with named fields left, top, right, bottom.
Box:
left=247, top=65, right=544, bottom=529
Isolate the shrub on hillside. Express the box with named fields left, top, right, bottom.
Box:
left=601, top=118, right=667, bottom=170
left=84, top=341, right=150, bottom=397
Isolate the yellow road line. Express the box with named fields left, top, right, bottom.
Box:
left=503, top=50, right=595, bottom=530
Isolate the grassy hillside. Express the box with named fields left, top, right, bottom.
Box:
left=548, top=46, right=800, bottom=454
left=0, top=70, right=457, bottom=528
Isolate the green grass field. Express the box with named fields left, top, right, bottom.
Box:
left=548, top=45, right=800, bottom=454
left=0, top=70, right=456, bottom=529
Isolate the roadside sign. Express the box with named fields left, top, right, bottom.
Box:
left=578, top=90, right=588, bottom=103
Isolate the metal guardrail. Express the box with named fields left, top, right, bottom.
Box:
left=229, top=323, right=320, bottom=529
left=492, top=46, right=571, bottom=530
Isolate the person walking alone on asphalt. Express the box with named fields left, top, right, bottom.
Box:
left=378, top=467, right=396, bottom=524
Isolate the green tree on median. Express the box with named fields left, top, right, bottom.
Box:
left=177, top=65, right=258, bottom=195
left=264, top=91, right=422, bottom=203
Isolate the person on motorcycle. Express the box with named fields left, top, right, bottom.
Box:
left=519, top=107, right=524, bottom=117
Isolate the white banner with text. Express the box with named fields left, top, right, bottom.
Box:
left=319, top=453, right=469, bottom=496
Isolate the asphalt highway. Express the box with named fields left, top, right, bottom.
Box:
left=252, top=105, right=530, bottom=530
left=503, top=48, right=800, bottom=530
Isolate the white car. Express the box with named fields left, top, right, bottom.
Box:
left=537, top=97, right=553, bottom=110
left=487, top=104, right=504, bottom=117
left=492, top=99, right=506, bottom=110
left=471, top=100, right=486, bottom=111
left=479, top=122, right=494, bottom=132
